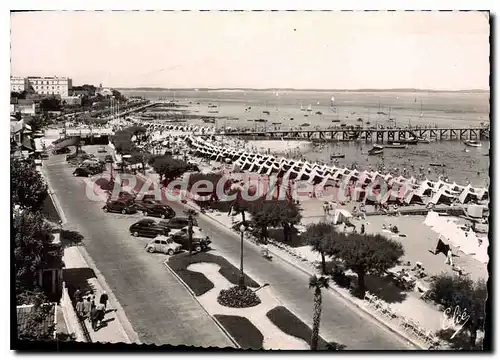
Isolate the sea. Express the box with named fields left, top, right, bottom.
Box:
left=120, top=89, right=490, bottom=188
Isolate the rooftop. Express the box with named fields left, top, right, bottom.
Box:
left=16, top=304, right=56, bottom=340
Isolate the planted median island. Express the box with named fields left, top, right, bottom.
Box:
left=167, top=252, right=345, bottom=350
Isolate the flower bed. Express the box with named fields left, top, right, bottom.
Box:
left=217, top=286, right=261, bottom=308
left=213, top=314, right=264, bottom=350
left=266, top=306, right=345, bottom=350
left=167, top=252, right=259, bottom=296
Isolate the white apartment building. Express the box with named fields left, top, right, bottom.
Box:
left=11, top=76, right=73, bottom=97
left=11, top=76, right=29, bottom=93
left=27, top=76, right=73, bottom=97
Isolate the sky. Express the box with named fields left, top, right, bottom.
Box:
left=10, top=11, right=490, bottom=90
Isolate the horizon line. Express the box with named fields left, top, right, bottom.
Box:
left=114, top=87, right=489, bottom=93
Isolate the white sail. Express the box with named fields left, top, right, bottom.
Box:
left=331, top=96, right=335, bottom=102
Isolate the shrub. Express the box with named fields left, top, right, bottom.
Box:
left=217, top=286, right=261, bottom=308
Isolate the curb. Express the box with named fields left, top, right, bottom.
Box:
left=41, top=162, right=140, bottom=344
left=162, top=261, right=240, bottom=349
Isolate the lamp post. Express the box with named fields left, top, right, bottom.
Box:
left=239, top=224, right=246, bottom=289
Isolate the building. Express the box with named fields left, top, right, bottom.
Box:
left=10, top=98, right=40, bottom=115
left=11, top=76, right=73, bottom=97
left=11, top=76, right=30, bottom=93
left=27, top=76, right=73, bottom=97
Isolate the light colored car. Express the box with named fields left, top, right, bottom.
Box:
left=97, top=146, right=107, bottom=153
left=145, top=235, right=182, bottom=255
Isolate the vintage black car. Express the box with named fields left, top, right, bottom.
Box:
left=135, top=199, right=175, bottom=219
left=129, top=219, right=170, bottom=238
left=169, top=228, right=211, bottom=252
left=73, top=166, right=101, bottom=177
left=158, top=216, right=197, bottom=231
left=102, top=200, right=137, bottom=214
left=52, top=147, right=71, bottom=155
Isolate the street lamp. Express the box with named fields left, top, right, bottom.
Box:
left=239, top=224, right=246, bottom=289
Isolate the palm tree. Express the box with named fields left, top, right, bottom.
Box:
left=309, top=275, right=329, bottom=351
left=184, top=209, right=198, bottom=254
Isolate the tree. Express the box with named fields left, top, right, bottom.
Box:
left=150, top=155, right=188, bottom=185
left=11, top=158, right=48, bottom=212
left=303, top=222, right=341, bottom=275
left=430, top=274, right=487, bottom=349
left=249, top=200, right=301, bottom=244
left=309, top=275, right=329, bottom=350
left=330, top=233, right=404, bottom=298
left=13, top=211, right=63, bottom=298
left=184, top=209, right=198, bottom=255
left=40, top=96, right=62, bottom=112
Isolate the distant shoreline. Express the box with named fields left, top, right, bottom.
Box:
left=117, top=87, right=489, bottom=93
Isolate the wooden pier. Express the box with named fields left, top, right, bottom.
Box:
left=222, top=127, right=490, bottom=143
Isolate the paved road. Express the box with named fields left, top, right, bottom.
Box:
left=133, top=175, right=415, bottom=350
left=43, top=147, right=233, bottom=348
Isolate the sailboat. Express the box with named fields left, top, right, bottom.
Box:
left=307, top=104, right=312, bottom=112
left=300, top=103, right=305, bottom=111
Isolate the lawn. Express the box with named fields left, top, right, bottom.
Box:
left=266, top=306, right=346, bottom=350
left=167, top=252, right=259, bottom=296
left=214, top=314, right=264, bottom=350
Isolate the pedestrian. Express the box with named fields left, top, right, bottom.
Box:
left=83, top=296, right=92, bottom=319
left=445, top=249, right=454, bottom=266
left=74, top=288, right=82, bottom=302
left=99, top=291, right=109, bottom=310
left=90, top=304, right=98, bottom=331
left=361, top=224, right=365, bottom=234
left=75, top=298, right=85, bottom=319
left=96, top=303, right=106, bottom=327
left=91, top=295, right=96, bottom=307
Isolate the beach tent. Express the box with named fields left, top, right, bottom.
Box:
left=415, top=181, right=433, bottom=197
left=428, top=187, right=456, bottom=205
left=333, top=209, right=353, bottom=225
left=458, top=187, right=480, bottom=204
left=403, top=191, right=425, bottom=205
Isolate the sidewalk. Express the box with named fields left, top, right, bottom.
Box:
left=63, top=246, right=131, bottom=344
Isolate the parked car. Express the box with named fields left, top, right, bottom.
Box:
left=158, top=216, right=197, bottom=231
left=169, top=227, right=211, bottom=252
left=40, top=152, right=50, bottom=159
left=97, top=146, right=107, bottom=153
left=135, top=199, right=175, bottom=219
left=117, top=191, right=137, bottom=202
left=130, top=219, right=170, bottom=238
left=104, top=155, right=113, bottom=163
left=73, top=166, right=101, bottom=177
left=102, top=200, right=137, bottom=214
left=144, top=236, right=182, bottom=255
left=52, top=147, right=71, bottom=155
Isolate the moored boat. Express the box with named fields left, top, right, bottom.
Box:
left=430, top=163, right=446, bottom=167
left=385, top=143, right=408, bottom=149
left=368, top=144, right=384, bottom=155
left=388, top=139, right=418, bottom=145
left=464, top=140, right=482, bottom=147
left=416, top=137, right=430, bottom=144
left=330, top=154, right=345, bottom=159
left=300, top=122, right=311, bottom=127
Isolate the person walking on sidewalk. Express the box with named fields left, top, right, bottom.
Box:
left=83, top=296, right=92, bottom=319
left=75, top=298, right=85, bottom=319
left=74, top=288, right=82, bottom=303
left=99, top=291, right=109, bottom=310
left=89, top=304, right=98, bottom=331
left=96, top=303, right=105, bottom=328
